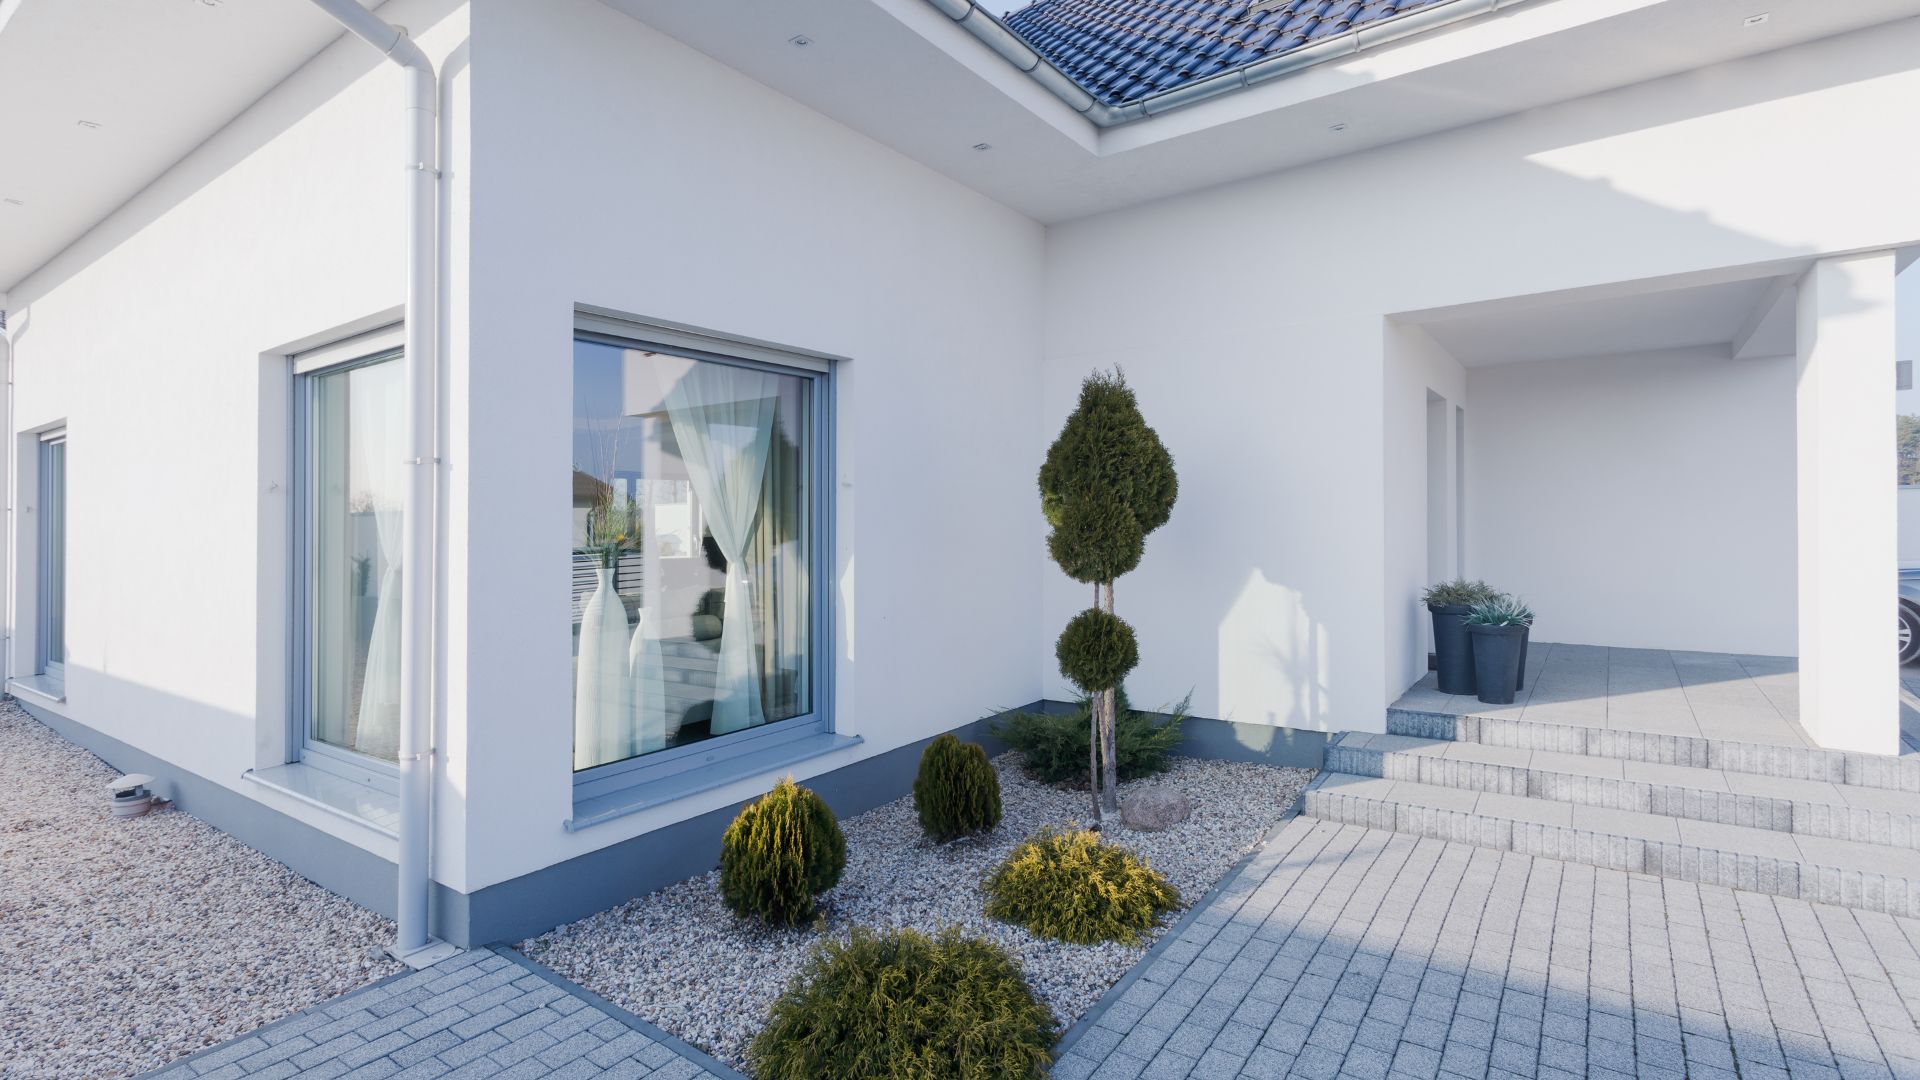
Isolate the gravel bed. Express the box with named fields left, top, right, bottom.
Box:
left=0, top=703, right=400, bottom=1079
left=524, top=751, right=1314, bottom=1071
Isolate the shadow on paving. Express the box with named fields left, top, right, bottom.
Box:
left=1051, top=817, right=1920, bottom=1080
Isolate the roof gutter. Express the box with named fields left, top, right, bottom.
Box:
left=923, top=0, right=1531, bottom=126
left=303, top=0, right=451, bottom=969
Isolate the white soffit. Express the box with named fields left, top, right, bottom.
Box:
left=1411, top=274, right=1798, bottom=367
left=0, top=0, right=381, bottom=293
left=615, top=0, right=1920, bottom=223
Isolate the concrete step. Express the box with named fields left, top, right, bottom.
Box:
left=1326, top=732, right=1920, bottom=850
left=1387, top=707, right=1920, bottom=792
left=1300, top=772, right=1920, bottom=917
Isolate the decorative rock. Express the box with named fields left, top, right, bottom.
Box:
left=525, top=753, right=1312, bottom=1071
left=1120, top=786, right=1192, bottom=832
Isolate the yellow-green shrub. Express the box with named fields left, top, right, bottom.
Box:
left=913, top=734, right=1003, bottom=842
left=718, top=777, right=845, bottom=927
left=749, top=927, right=1056, bottom=1080
left=983, top=826, right=1179, bottom=945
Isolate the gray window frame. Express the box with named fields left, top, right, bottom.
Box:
left=289, top=335, right=406, bottom=794
left=36, top=431, right=66, bottom=683
left=567, top=316, right=839, bottom=814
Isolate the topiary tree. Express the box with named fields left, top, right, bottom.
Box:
left=913, top=733, right=1003, bottom=842
left=718, top=776, right=846, bottom=927
left=1040, top=369, right=1176, bottom=821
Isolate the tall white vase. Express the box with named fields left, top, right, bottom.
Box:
left=574, top=565, right=633, bottom=770
left=629, top=613, right=671, bottom=752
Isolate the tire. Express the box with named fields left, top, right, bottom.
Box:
left=1901, top=602, right=1920, bottom=666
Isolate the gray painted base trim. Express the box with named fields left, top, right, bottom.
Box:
left=17, top=695, right=1330, bottom=949
left=495, top=945, right=745, bottom=1078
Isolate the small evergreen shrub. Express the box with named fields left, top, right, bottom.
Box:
left=983, top=826, right=1180, bottom=945
left=914, top=734, right=1003, bottom=842
left=1421, top=578, right=1497, bottom=609
left=990, top=688, right=1185, bottom=785
left=718, top=777, right=846, bottom=927
left=749, top=927, right=1056, bottom=1080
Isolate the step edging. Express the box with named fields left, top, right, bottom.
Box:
left=1301, top=779, right=1920, bottom=918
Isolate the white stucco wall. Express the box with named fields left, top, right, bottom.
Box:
left=1384, top=323, right=1466, bottom=698
left=1464, top=346, right=1798, bottom=655
left=459, top=0, right=1046, bottom=891
left=1043, top=17, right=1920, bottom=728
left=3, top=0, right=473, bottom=878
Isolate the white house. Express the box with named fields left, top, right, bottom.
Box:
left=1, top=0, right=1915, bottom=954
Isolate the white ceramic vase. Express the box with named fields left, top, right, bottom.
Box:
left=574, top=564, right=633, bottom=770
left=628, top=613, right=672, bottom=752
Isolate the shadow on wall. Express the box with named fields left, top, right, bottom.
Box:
left=1068, top=23, right=1918, bottom=730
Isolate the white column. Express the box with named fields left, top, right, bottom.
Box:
left=1796, top=251, right=1899, bottom=755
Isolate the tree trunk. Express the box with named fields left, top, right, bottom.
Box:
left=1089, top=582, right=1104, bottom=825
left=1100, top=581, right=1120, bottom=816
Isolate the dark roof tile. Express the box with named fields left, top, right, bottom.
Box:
left=1003, top=0, right=1456, bottom=105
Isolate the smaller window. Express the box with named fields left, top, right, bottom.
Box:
left=292, top=330, right=406, bottom=781
left=37, top=432, right=67, bottom=683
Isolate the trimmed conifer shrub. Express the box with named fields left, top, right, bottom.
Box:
left=983, top=826, right=1180, bottom=945
left=718, top=777, right=846, bottom=927
left=1038, top=368, right=1178, bottom=822
left=749, top=927, right=1056, bottom=1080
left=913, top=733, right=1003, bottom=842
left=991, top=688, right=1185, bottom=786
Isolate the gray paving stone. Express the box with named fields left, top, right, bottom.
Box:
left=144, top=947, right=734, bottom=1080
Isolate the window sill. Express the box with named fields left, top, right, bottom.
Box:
left=243, top=762, right=400, bottom=840
left=566, top=732, right=863, bottom=832
left=8, top=674, right=65, bottom=704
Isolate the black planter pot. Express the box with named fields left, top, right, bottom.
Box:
left=1469, top=624, right=1527, bottom=706
left=1515, top=625, right=1531, bottom=692
left=1429, top=604, right=1476, bottom=695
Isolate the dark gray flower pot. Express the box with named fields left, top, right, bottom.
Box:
left=1429, top=604, right=1476, bottom=695
left=1468, top=624, right=1527, bottom=706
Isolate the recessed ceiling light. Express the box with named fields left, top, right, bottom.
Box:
left=1744, top=12, right=1770, bottom=26
left=76, top=119, right=101, bottom=129
left=972, top=142, right=992, bottom=151
left=1328, top=122, right=1349, bottom=133
left=789, top=34, right=812, bottom=47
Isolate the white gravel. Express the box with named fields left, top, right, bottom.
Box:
left=524, top=751, right=1314, bottom=1071
left=0, top=702, right=400, bottom=1079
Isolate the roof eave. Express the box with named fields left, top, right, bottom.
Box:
left=923, top=0, right=1530, bottom=127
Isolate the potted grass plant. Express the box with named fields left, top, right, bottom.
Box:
left=1422, top=579, right=1495, bottom=695
left=1465, top=594, right=1534, bottom=705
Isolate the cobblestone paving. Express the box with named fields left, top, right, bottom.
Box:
left=142, top=945, right=737, bottom=1080
left=1054, top=817, right=1920, bottom=1080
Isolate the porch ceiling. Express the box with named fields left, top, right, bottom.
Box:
left=1408, top=273, right=1797, bottom=367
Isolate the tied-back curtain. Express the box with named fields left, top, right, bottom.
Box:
left=746, top=410, right=809, bottom=722
left=663, top=364, right=778, bottom=735
left=355, top=365, right=405, bottom=760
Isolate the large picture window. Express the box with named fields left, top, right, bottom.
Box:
left=299, top=349, right=404, bottom=765
left=571, top=336, right=823, bottom=773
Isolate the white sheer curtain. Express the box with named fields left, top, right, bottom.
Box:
left=662, top=364, right=777, bottom=735
left=354, top=365, right=404, bottom=759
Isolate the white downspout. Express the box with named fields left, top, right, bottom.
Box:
left=303, top=0, right=446, bottom=964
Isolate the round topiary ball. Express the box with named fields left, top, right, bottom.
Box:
left=913, top=733, right=1003, bottom=842
left=984, top=826, right=1179, bottom=945
left=718, top=777, right=846, bottom=927
left=749, top=927, right=1056, bottom=1080
left=1055, top=607, right=1139, bottom=694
